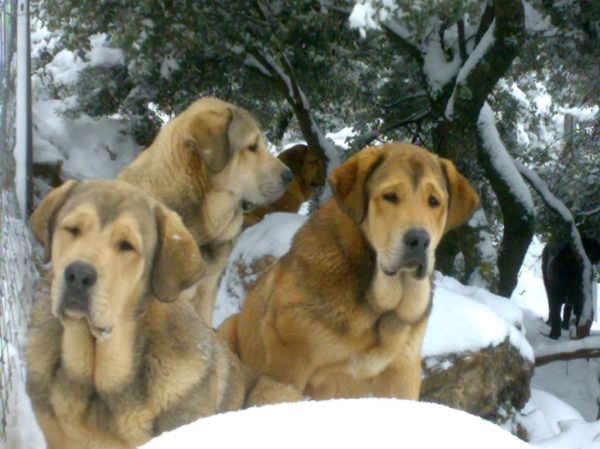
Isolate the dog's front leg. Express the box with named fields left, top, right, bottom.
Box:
left=371, top=357, right=422, bottom=401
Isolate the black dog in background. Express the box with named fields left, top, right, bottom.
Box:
left=542, top=237, right=600, bottom=339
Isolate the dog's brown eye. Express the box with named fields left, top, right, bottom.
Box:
left=65, top=226, right=80, bottom=237
left=429, top=196, right=440, bottom=207
left=118, top=241, right=134, bottom=252
left=382, top=192, right=398, bottom=204
left=248, top=143, right=258, bottom=153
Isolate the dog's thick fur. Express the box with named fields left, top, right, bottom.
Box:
left=243, top=144, right=326, bottom=228
left=26, top=180, right=302, bottom=449
left=118, top=97, right=291, bottom=325
left=219, top=143, right=479, bottom=400
left=542, top=237, right=600, bottom=339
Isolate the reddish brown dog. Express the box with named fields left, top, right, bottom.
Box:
left=219, top=143, right=479, bottom=401
left=243, top=144, right=326, bottom=228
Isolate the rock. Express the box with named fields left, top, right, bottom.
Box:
left=421, top=340, right=534, bottom=423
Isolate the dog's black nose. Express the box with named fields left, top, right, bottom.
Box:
left=281, top=169, right=293, bottom=186
left=404, top=228, right=430, bottom=253
left=64, top=262, right=97, bottom=294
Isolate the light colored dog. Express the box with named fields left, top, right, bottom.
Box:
left=243, top=144, right=327, bottom=228
left=118, top=97, right=292, bottom=325
left=219, top=143, right=480, bottom=401
left=26, top=179, right=302, bottom=449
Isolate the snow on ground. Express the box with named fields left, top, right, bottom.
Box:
left=0, top=345, right=44, bottom=449
left=142, top=399, right=530, bottom=449
left=214, top=213, right=307, bottom=327
left=513, top=238, right=600, bottom=423
left=32, top=98, right=141, bottom=200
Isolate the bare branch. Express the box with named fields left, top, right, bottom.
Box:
left=352, top=108, right=430, bottom=150
left=457, top=18, right=467, bottom=62
left=535, top=348, right=600, bottom=367
left=378, top=91, right=428, bottom=110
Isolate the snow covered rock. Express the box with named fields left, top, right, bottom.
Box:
left=215, top=213, right=535, bottom=427
left=421, top=339, right=533, bottom=423
left=420, top=275, right=535, bottom=425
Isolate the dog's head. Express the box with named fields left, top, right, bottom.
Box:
left=30, top=179, right=205, bottom=338
left=329, top=143, right=479, bottom=280
left=180, top=97, right=292, bottom=209
left=278, top=144, right=327, bottom=189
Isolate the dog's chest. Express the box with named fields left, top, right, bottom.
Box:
left=345, top=315, right=416, bottom=380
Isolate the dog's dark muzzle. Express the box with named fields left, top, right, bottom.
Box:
left=60, top=261, right=97, bottom=317
left=383, top=228, right=431, bottom=279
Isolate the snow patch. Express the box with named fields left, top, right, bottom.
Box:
left=141, top=399, right=530, bottom=449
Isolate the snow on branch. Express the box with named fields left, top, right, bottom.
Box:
left=242, top=44, right=341, bottom=177
left=515, top=160, right=595, bottom=330
left=243, top=54, right=272, bottom=79
left=477, top=103, right=534, bottom=213
left=452, top=0, right=524, bottom=122
left=445, top=21, right=496, bottom=119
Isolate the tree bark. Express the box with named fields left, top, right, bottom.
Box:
left=477, top=141, right=534, bottom=297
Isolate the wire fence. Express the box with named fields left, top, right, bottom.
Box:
left=0, top=0, right=37, bottom=442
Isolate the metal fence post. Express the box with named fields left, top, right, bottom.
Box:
left=15, top=0, right=32, bottom=219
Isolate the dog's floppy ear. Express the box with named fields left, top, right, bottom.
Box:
left=440, top=158, right=480, bottom=233
left=185, top=109, right=233, bottom=173
left=278, top=145, right=308, bottom=175
left=227, top=107, right=265, bottom=154
left=30, top=180, right=79, bottom=263
left=329, top=147, right=384, bottom=223
left=151, top=205, right=205, bottom=303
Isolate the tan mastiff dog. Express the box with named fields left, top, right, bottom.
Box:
left=118, top=97, right=292, bottom=325
left=26, top=180, right=302, bottom=449
left=220, top=143, right=480, bottom=401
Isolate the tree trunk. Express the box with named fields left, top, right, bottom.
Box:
left=477, top=142, right=534, bottom=298
left=381, top=0, right=528, bottom=296
left=431, top=120, right=499, bottom=290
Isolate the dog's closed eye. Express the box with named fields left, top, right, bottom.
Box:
left=118, top=240, right=135, bottom=252
left=382, top=192, right=398, bottom=204
left=64, top=226, right=81, bottom=237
